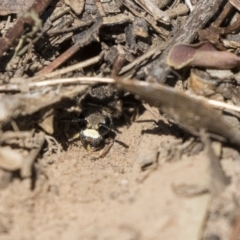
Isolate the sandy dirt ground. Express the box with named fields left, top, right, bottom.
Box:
left=0, top=109, right=239, bottom=240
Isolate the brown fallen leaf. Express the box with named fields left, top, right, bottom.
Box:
left=167, top=42, right=240, bottom=69
left=115, top=78, right=240, bottom=146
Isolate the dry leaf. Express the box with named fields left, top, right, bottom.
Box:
left=167, top=42, right=240, bottom=69
left=116, top=78, right=240, bottom=146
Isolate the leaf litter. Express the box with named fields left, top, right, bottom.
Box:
left=1, top=0, right=240, bottom=239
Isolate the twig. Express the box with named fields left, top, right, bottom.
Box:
left=185, top=0, right=193, bottom=11
left=37, top=17, right=103, bottom=75
left=45, top=21, right=92, bottom=37
left=0, top=77, right=114, bottom=92
left=29, top=77, right=114, bottom=87
left=29, top=54, right=103, bottom=81
left=120, top=0, right=169, bottom=40
left=212, top=1, right=233, bottom=27
left=94, top=0, right=106, bottom=16
left=36, top=44, right=84, bottom=75
left=119, top=44, right=167, bottom=75
left=229, top=0, right=240, bottom=11
left=207, top=99, right=240, bottom=112
left=222, top=12, right=240, bottom=34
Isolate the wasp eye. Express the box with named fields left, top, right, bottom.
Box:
left=79, top=111, right=86, bottom=120
left=77, top=112, right=87, bottom=128
left=98, top=117, right=111, bottom=136
left=98, top=125, right=108, bottom=136
left=78, top=120, right=87, bottom=129
left=104, top=116, right=111, bottom=127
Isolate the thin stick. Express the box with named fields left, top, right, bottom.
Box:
left=119, top=45, right=166, bottom=75
left=36, top=43, right=83, bottom=75
left=0, top=77, right=115, bottom=92
left=37, top=18, right=102, bottom=75
left=29, top=77, right=114, bottom=87
left=207, top=99, right=240, bottom=113
left=29, top=54, right=103, bottom=81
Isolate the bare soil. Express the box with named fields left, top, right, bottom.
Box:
left=0, top=109, right=238, bottom=240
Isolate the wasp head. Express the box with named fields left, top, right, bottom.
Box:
left=79, top=109, right=113, bottom=151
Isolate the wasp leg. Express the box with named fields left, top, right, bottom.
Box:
left=98, top=137, right=115, bottom=158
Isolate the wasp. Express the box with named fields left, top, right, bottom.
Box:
left=61, top=83, right=125, bottom=157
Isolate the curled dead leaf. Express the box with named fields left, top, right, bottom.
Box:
left=167, top=42, right=240, bottom=69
